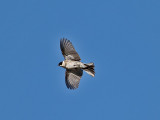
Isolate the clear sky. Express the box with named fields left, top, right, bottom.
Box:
left=0, top=0, right=160, bottom=120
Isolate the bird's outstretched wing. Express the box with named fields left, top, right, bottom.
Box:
left=65, top=69, right=83, bottom=89
left=60, top=38, right=81, bottom=61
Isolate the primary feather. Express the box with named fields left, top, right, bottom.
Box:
left=60, top=38, right=81, bottom=61
left=65, top=69, right=83, bottom=89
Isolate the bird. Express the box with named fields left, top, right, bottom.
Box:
left=58, top=38, right=95, bottom=89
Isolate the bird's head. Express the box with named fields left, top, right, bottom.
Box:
left=58, top=62, right=63, bottom=67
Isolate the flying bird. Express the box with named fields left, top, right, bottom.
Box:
left=58, top=38, right=95, bottom=89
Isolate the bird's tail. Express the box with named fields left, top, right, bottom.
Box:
left=83, top=63, right=95, bottom=77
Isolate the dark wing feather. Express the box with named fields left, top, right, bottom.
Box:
left=65, top=69, right=83, bottom=89
left=60, top=38, right=81, bottom=61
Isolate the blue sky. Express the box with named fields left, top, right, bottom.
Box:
left=0, top=0, right=160, bottom=120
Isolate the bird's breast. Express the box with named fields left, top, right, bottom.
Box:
left=65, top=61, right=82, bottom=69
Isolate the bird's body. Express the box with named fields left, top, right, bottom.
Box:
left=60, top=60, right=86, bottom=69
left=58, top=38, right=95, bottom=89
